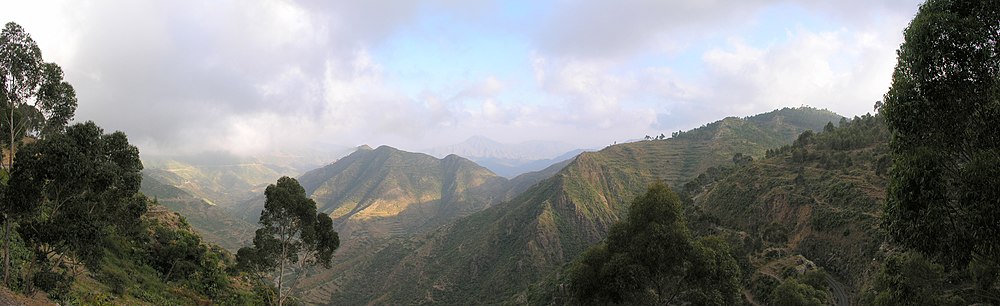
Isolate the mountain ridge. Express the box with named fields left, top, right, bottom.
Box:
left=303, top=106, right=844, bottom=304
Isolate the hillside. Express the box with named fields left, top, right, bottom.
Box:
left=0, top=200, right=267, bottom=305
left=139, top=173, right=257, bottom=251
left=227, top=145, right=515, bottom=302
left=67, top=202, right=266, bottom=304
left=142, top=154, right=299, bottom=207
left=301, top=107, right=843, bottom=304
left=230, top=145, right=508, bottom=241
left=685, top=113, right=889, bottom=304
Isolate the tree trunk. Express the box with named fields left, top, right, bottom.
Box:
left=3, top=220, right=9, bottom=287
left=278, top=232, right=287, bottom=306
left=163, top=260, right=177, bottom=283
left=4, top=103, right=13, bottom=286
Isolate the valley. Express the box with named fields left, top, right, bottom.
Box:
left=5, top=1, right=997, bottom=304
left=145, top=107, right=862, bottom=304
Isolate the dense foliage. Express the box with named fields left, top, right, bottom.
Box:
left=569, top=183, right=740, bottom=305
left=6, top=122, right=144, bottom=292
left=872, top=0, right=1000, bottom=304
left=881, top=0, right=1000, bottom=269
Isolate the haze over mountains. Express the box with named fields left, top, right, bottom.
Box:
left=9, top=1, right=992, bottom=304
left=129, top=105, right=953, bottom=305
left=300, top=107, right=845, bottom=304
left=426, top=136, right=590, bottom=178
left=126, top=103, right=933, bottom=306
left=142, top=106, right=854, bottom=304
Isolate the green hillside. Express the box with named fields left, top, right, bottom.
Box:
left=61, top=202, right=268, bottom=305
left=139, top=173, right=257, bottom=251
left=683, top=113, right=889, bottom=304
left=304, top=107, right=842, bottom=304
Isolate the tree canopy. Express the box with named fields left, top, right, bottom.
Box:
left=6, top=121, right=145, bottom=277
left=881, top=0, right=1000, bottom=268
left=237, top=176, right=339, bottom=306
left=0, top=22, right=78, bottom=161
left=569, top=182, right=740, bottom=305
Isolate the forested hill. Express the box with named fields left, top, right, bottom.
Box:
left=685, top=113, right=889, bottom=304
left=299, top=107, right=843, bottom=304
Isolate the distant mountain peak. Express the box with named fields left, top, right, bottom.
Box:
left=426, top=136, right=577, bottom=161
left=463, top=135, right=503, bottom=145
left=356, top=144, right=373, bottom=151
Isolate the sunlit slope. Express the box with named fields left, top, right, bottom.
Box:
left=273, top=145, right=506, bottom=240
left=316, top=107, right=842, bottom=304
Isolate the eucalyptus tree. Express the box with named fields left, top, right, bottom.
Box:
left=237, top=176, right=339, bottom=306
left=0, top=21, right=78, bottom=287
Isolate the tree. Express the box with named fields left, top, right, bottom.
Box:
left=732, top=153, right=753, bottom=167
left=237, top=176, right=339, bottom=306
left=0, top=22, right=77, bottom=164
left=881, top=0, right=1000, bottom=268
left=823, top=121, right=836, bottom=133
left=770, top=278, right=829, bottom=306
left=568, top=183, right=740, bottom=305
left=864, top=251, right=956, bottom=305
left=0, top=21, right=78, bottom=286
left=5, top=121, right=145, bottom=291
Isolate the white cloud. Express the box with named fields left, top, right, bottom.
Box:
left=0, top=0, right=923, bottom=157
left=649, top=25, right=902, bottom=133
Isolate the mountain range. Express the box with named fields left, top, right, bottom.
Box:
left=139, top=106, right=858, bottom=304
left=426, top=136, right=588, bottom=178
left=288, top=107, right=844, bottom=304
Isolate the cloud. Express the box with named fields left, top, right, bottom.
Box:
left=0, top=0, right=925, bottom=158
left=651, top=25, right=902, bottom=132
left=1, top=0, right=434, bottom=156
left=535, top=0, right=775, bottom=59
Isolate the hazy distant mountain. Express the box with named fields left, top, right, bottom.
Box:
left=426, top=136, right=587, bottom=177
left=473, top=148, right=589, bottom=178
left=427, top=135, right=577, bottom=161
left=139, top=173, right=256, bottom=251
left=248, top=143, right=354, bottom=173
left=140, top=146, right=351, bottom=207
left=308, top=107, right=846, bottom=304
left=142, top=154, right=297, bottom=207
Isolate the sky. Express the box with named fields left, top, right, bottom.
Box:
left=1, top=0, right=924, bottom=157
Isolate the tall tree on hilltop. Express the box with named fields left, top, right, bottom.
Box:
left=881, top=0, right=1000, bottom=269
left=237, top=176, right=339, bottom=306
left=0, top=21, right=78, bottom=287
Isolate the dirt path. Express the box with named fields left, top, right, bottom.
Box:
left=824, top=273, right=851, bottom=306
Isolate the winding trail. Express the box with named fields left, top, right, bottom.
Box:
left=824, top=273, right=851, bottom=306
